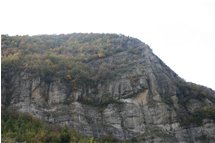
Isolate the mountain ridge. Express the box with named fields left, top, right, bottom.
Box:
left=1, top=33, right=215, bottom=142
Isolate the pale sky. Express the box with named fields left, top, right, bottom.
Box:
left=1, top=0, right=215, bottom=89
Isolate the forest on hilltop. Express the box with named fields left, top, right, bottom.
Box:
left=2, top=33, right=143, bottom=91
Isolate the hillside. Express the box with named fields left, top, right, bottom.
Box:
left=1, top=33, right=215, bottom=143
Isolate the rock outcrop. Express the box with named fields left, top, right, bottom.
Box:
left=2, top=34, right=215, bottom=142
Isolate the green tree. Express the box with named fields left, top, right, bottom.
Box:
left=60, top=127, right=71, bottom=143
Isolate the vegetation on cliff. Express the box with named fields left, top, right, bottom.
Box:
left=1, top=33, right=142, bottom=91
left=2, top=108, right=123, bottom=143
left=2, top=33, right=145, bottom=107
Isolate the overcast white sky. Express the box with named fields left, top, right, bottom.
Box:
left=1, top=0, right=215, bottom=89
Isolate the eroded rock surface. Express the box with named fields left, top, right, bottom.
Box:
left=2, top=34, right=215, bottom=142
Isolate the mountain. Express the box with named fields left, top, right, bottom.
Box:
left=1, top=33, right=215, bottom=143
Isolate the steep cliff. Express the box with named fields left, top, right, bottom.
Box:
left=2, top=33, right=215, bottom=142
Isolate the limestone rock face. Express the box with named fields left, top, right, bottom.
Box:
left=2, top=34, right=215, bottom=142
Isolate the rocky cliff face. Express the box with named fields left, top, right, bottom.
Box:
left=2, top=34, right=215, bottom=142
